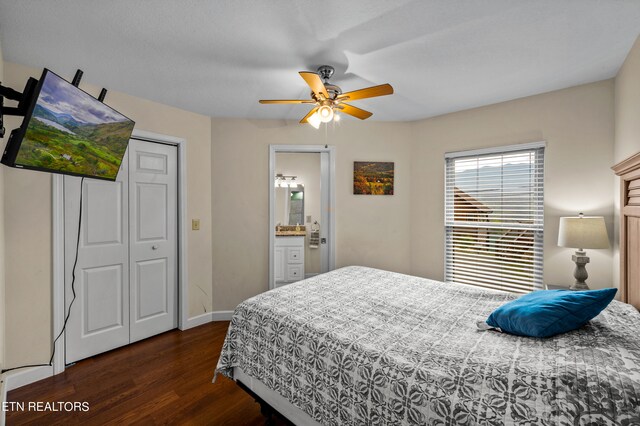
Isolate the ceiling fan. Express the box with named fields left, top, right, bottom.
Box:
left=259, top=65, right=393, bottom=128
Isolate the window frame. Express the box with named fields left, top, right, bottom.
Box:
left=444, top=141, right=545, bottom=293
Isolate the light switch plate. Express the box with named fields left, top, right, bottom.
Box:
left=192, top=219, right=200, bottom=231
left=306, top=215, right=312, bottom=223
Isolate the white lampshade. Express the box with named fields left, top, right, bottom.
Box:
left=558, top=216, right=609, bottom=250
left=317, top=105, right=334, bottom=123
left=307, top=112, right=321, bottom=129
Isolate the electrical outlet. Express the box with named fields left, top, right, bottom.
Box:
left=192, top=219, right=200, bottom=231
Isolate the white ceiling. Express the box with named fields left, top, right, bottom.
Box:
left=1, top=1, right=639, bottom=122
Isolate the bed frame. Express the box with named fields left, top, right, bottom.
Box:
left=613, top=151, right=640, bottom=310
left=235, top=380, right=292, bottom=426
left=234, top=367, right=320, bottom=426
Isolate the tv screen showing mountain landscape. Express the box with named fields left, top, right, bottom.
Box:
left=15, top=70, right=134, bottom=180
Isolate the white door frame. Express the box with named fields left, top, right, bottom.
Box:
left=52, top=129, right=188, bottom=374
left=269, top=145, right=336, bottom=290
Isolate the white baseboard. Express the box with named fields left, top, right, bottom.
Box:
left=180, top=310, right=234, bottom=330
left=3, top=365, right=53, bottom=392
left=182, top=312, right=214, bottom=330
left=211, top=310, right=234, bottom=321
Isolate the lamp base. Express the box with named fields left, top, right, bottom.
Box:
left=569, top=281, right=590, bottom=290
left=569, top=250, right=590, bottom=290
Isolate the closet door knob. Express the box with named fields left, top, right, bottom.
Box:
left=152, top=245, right=158, bottom=250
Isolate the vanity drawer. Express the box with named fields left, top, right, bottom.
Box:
left=287, top=247, right=303, bottom=263
left=287, top=264, right=303, bottom=281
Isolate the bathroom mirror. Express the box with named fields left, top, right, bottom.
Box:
left=275, top=185, right=304, bottom=226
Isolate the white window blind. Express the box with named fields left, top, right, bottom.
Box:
left=445, top=143, right=545, bottom=293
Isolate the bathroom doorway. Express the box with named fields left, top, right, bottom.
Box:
left=268, top=145, right=336, bottom=289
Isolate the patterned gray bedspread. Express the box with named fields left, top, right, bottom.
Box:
left=215, top=266, right=640, bottom=425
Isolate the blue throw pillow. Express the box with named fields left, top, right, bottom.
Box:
left=485, top=288, right=617, bottom=338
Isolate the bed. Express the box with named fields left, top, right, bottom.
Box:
left=215, top=266, right=640, bottom=425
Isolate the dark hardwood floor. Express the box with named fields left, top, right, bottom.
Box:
left=6, top=321, right=288, bottom=425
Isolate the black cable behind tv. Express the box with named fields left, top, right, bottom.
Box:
left=1, top=177, right=84, bottom=374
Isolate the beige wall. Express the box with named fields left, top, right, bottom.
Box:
left=615, top=36, right=640, bottom=164
left=0, top=36, right=5, bottom=372
left=212, top=81, right=616, bottom=310
left=613, top=34, right=640, bottom=289
left=410, top=80, right=616, bottom=290
left=211, top=120, right=413, bottom=310
left=275, top=152, right=322, bottom=274
left=2, top=62, right=213, bottom=368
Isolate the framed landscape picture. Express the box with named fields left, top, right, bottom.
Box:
left=354, top=161, right=394, bottom=195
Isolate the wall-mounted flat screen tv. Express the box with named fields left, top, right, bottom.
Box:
left=1, top=69, right=135, bottom=181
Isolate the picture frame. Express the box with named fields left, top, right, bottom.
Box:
left=353, top=161, right=394, bottom=195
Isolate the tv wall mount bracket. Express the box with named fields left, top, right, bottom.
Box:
left=0, top=77, right=38, bottom=138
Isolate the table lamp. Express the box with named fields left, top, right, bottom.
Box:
left=557, top=213, right=609, bottom=290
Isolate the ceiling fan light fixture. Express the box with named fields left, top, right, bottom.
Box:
left=259, top=65, right=393, bottom=126
left=307, top=111, right=321, bottom=129
left=318, top=105, right=334, bottom=123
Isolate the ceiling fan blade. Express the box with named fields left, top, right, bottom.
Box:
left=338, top=84, right=394, bottom=101
left=259, top=99, right=315, bottom=104
left=300, top=107, right=320, bottom=124
left=338, top=103, right=373, bottom=120
left=299, top=72, right=329, bottom=99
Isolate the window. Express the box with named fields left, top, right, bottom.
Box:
left=445, top=142, right=545, bottom=293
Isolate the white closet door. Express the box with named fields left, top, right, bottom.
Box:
left=128, top=139, right=177, bottom=342
left=64, top=153, right=130, bottom=363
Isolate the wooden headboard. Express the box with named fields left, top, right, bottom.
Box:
left=613, top=152, right=640, bottom=310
